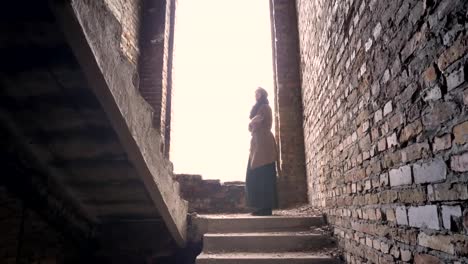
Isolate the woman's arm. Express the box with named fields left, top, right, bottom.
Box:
left=249, top=106, right=267, bottom=131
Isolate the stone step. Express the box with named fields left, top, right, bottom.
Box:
left=196, top=252, right=340, bottom=264
left=203, top=232, right=335, bottom=253
left=194, top=215, right=324, bottom=234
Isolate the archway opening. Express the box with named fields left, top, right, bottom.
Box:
left=170, top=0, right=275, bottom=183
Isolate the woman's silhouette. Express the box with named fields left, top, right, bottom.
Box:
left=246, top=87, right=278, bottom=216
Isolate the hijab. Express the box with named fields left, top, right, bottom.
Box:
left=249, top=87, right=269, bottom=119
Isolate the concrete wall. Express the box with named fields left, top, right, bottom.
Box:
left=297, top=0, right=468, bottom=262
left=55, top=0, right=188, bottom=245
left=0, top=0, right=186, bottom=260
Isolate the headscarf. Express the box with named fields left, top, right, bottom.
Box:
left=249, top=87, right=269, bottom=119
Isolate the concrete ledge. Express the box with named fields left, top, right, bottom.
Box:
left=196, top=252, right=340, bottom=264
left=50, top=0, right=188, bottom=245
left=204, top=232, right=335, bottom=253
left=192, top=215, right=324, bottom=240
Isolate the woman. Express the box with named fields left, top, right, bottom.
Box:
left=246, top=87, right=278, bottom=216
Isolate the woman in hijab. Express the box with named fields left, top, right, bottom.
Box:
left=246, top=87, right=278, bottom=216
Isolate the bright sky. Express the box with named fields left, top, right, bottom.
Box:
left=170, top=0, right=275, bottom=182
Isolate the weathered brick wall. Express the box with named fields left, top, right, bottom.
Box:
left=104, top=0, right=175, bottom=155
left=297, top=0, right=468, bottom=262
left=271, top=0, right=308, bottom=208
left=104, top=0, right=141, bottom=64
left=0, top=187, right=68, bottom=263
left=138, top=0, right=176, bottom=155
left=175, top=174, right=249, bottom=214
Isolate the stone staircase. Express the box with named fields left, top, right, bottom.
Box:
left=193, top=214, right=340, bottom=264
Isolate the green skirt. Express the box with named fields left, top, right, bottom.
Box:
left=245, top=161, right=278, bottom=209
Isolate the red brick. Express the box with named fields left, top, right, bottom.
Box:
left=451, top=152, right=468, bottom=172
left=437, top=35, right=468, bottom=71
left=423, top=64, right=438, bottom=83
left=453, top=121, right=468, bottom=145
left=414, top=254, right=443, bottom=264
left=399, top=119, right=422, bottom=143
left=464, top=89, right=468, bottom=105
left=433, top=134, right=452, bottom=152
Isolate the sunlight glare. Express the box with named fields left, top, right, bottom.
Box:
left=170, top=0, right=274, bottom=182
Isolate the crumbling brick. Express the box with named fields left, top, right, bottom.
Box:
left=453, top=121, right=468, bottom=145
left=433, top=134, right=452, bottom=152
left=441, top=205, right=462, bottom=230
left=414, top=254, right=443, bottom=264
left=451, top=152, right=468, bottom=172
left=418, top=232, right=454, bottom=254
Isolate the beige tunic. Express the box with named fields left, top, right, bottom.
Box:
left=249, top=104, right=277, bottom=169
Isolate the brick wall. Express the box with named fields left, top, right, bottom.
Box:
left=105, top=0, right=175, bottom=156
left=138, top=0, right=176, bottom=155
left=296, top=0, right=468, bottom=262
left=104, top=0, right=142, bottom=64
left=270, top=0, right=308, bottom=208
left=175, top=174, right=249, bottom=214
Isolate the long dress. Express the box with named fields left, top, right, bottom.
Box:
left=246, top=104, right=278, bottom=209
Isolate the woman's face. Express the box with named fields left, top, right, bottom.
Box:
left=255, top=90, right=262, bottom=101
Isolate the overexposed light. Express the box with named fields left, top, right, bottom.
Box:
left=170, top=0, right=274, bottom=182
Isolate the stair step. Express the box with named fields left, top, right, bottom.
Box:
left=194, top=215, right=324, bottom=234
left=203, top=232, right=334, bottom=253
left=196, top=252, right=339, bottom=264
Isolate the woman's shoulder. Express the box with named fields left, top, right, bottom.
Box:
left=260, top=104, right=272, bottom=112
